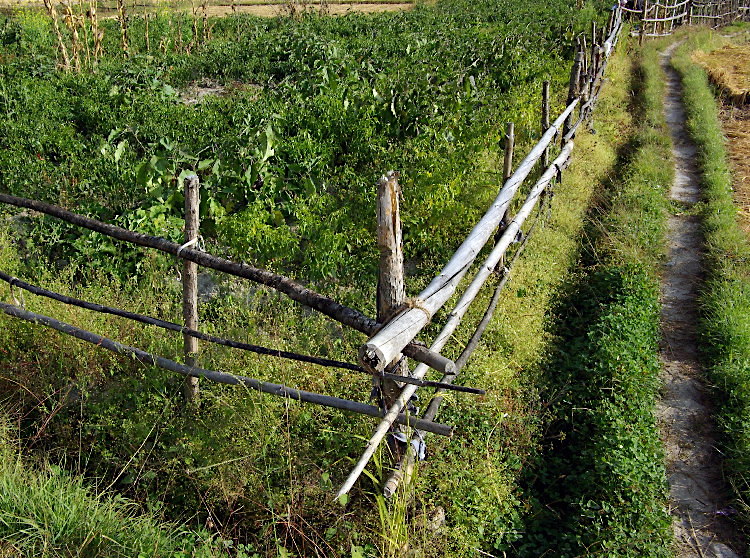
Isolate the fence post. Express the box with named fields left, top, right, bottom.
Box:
left=640, top=0, right=648, bottom=44
left=375, top=171, right=407, bottom=426
left=182, top=174, right=200, bottom=405
left=503, top=122, right=515, bottom=183
left=563, top=48, right=583, bottom=140
left=541, top=81, right=550, bottom=168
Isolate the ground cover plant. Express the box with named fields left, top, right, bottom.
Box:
left=515, top=35, right=673, bottom=556
left=670, top=24, right=750, bottom=538
left=0, top=0, right=616, bottom=555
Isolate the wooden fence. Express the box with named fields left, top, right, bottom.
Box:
left=0, top=7, right=624, bottom=497
left=624, top=0, right=750, bottom=37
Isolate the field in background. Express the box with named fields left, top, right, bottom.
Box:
left=0, top=0, right=415, bottom=17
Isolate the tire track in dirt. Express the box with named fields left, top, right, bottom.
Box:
left=656, top=41, right=744, bottom=558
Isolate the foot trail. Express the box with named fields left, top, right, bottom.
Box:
left=656, top=41, right=744, bottom=558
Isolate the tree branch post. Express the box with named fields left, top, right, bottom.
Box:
left=374, top=171, right=407, bottom=413
left=183, top=174, right=200, bottom=405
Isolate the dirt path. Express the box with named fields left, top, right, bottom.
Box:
left=656, top=42, right=744, bottom=558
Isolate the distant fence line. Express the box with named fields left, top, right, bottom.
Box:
left=0, top=7, right=624, bottom=497
left=624, top=0, right=750, bottom=37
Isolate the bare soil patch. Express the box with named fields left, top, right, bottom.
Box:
left=205, top=2, right=412, bottom=16
left=0, top=0, right=413, bottom=17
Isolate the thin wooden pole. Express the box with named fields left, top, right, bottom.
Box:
left=542, top=81, right=550, bottom=168
left=640, top=0, right=648, bottom=44
left=0, top=194, right=454, bottom=375
left=183, top=174, right=200, bottom=404
left=0, top=302, right=453, bottom=436
left=503, top=122, right=515, bottom=183
left=374, top=171, right=407, bottom=409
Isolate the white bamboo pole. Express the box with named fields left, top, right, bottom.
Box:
left=337, top=143, right=575, bottom=498
left=358, top=100, right=578, bottom=375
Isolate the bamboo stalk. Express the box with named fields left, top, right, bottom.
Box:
left=339, top=143, right=575, bottom=498
left=358, top=99, right=578, bottom=375
left=0, top=302, right=453, bottom=436
left=384, top=207, right=538, bottom=498
left=0, top=193, right=454, bottom=375
left=182, top=175, right=200, bottom=404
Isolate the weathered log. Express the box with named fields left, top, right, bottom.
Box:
left=0, top=193, right=454, bottom=375
left=183, top=174, right=200, bottom=404
left=358, top=100, right=578, bottom=375
left=374, top=171, right=407, bottom=408
left=0, top=302, right=454, bottom=436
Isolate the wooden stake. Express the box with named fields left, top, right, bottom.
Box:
left=183, top=174, right=200, bottom=404
left=542, top=81, right=550, bottom=168
left=640, top=0, right=648, bottom=44
left=503, top=122, right=515, bottom=183
left=374, top=171, right=407, bottom=410
left=563, top=49, right=583, bottom=139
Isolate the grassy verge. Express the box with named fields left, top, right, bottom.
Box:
left=670, top=24, right=750, bottom=536
left=515, top=35, right=673, bottom=556
left=0, top=415, right=227, bottom=558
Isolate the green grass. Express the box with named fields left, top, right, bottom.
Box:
left=0, top=415, right=227, bottom=558
left=669, top=24, right=750, bottom=537
left=514, top=34, right=673, bottom=556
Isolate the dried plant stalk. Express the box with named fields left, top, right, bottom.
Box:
left=43, top=0, right=72, bottom=70
left=117, top=0, right=129, bottom=57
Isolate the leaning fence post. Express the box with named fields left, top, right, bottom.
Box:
left=182, top=174, right=200, bottom=404
left=374, top=171, right=407, bottom=424
left=640, top=0, right=648, bottom=44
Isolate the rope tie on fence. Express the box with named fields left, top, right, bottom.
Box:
left=404, top=297, right=433, bottom=320
left=176, top=234, right=204, bottom=257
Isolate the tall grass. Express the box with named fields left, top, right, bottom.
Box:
left=0, top=416, right=225, bottom=558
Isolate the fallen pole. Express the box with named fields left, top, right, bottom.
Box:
left=0, top=302, right=453, bottom=437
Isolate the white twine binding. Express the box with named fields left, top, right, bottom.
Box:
left=176, top=235, right=205, bottom=257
